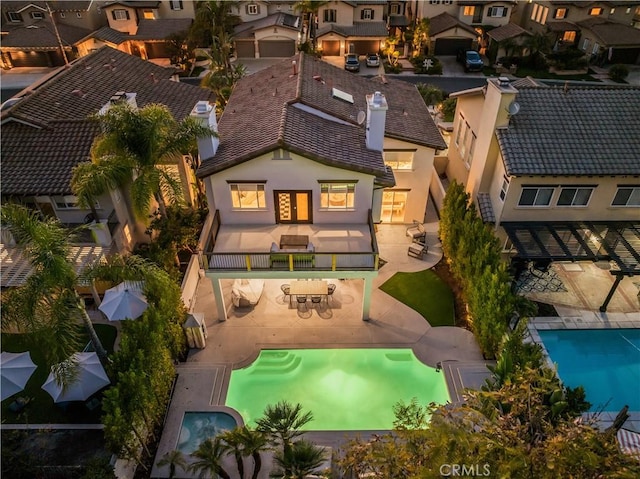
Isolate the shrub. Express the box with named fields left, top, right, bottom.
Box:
left=410, top=55, right=442, bottom=74
left=440, top=97, right=457, bottom=122
left=383, top=61, right=402, bottom=74
left=416, top=83, right=445, bottom=106
left=548, top=48, right=588, bottom=70
left=609, top=64, right=630, bottom=82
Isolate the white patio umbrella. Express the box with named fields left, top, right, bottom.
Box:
left=42, top=352, right=110, bottom=403
left=1, top=351, right=37, bottom=401
left=98, top=281, right=148, bottom=321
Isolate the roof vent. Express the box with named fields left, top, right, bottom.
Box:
left=498, top=76, right=511, bottom=87
left=332, top=88, right=354, bottom=104
left=110, top=91, right=126, bottom=104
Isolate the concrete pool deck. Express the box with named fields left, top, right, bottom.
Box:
left=151, top=220, right=490, bottom=478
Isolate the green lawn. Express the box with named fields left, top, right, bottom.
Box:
left=1, top=324, right=117, bottom=424
left=379, top=269, right=455, bottom=327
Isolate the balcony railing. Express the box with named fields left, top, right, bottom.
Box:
left=198, top=210, right=380, bottom=272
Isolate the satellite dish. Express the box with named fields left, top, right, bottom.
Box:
left=356, top=110, right=366, bottom=125
left=507, top=101, right=520, bottom=116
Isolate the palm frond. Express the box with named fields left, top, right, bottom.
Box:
left=130, top=173, right=157, bottom=220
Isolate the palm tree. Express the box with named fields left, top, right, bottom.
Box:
left=255, top=401, right=313, bottom=457
left=190, top=437, right=231, bottom=479
left=157, top=449, right=188, bottom=479
left=0, top=204, right=108, bottom=368
left=189, top=1, right=240, bottom=48
left=294, top=1, right=328, bottom=49
left=234, top=426, right=269, bottom=479
left=273, top=439, right=326, bottom=479
left=219, top=428, right=245, bottom=479
left=71, top=102, right=216, bottom=223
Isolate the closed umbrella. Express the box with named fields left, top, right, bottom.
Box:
left=42, top=352, right=110, bottom=403
left=1, top=352, right=37, bottom=401
left=99, top=281, right=148, bottom=321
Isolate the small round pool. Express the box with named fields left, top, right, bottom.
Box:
left=177, top=412, right=237, bottom=454
left=225, top=348, right=449, bottom=430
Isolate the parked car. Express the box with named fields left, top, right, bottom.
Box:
left=344, top=53, right=360, bottom=72
left=457, top=49, right=484, bottom=72
left=365, top=53, right=380, bottom=68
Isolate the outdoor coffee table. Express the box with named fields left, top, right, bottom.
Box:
left=279, top=235, right=309, bottom=249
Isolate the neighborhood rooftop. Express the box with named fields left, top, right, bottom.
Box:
left=197, top=53, right=446, bottom=182
left=497, top=85, right=640, bottom=176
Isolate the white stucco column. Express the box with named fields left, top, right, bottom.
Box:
left=254, top=39, right=260, bottom=58
left=362, top=275, right=374, bottom=321
left=210, top=277, right=227, bottom=321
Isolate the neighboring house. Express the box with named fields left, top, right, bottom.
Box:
left=1, top=47, right=215, bottom=253
left=316, top=0, right=389, bottom=56
left=486, top=22, right=532, bottom=62
left=519, top=1, right=640, bottom=63
left=427, top=12, right=479, bottom=55
left=195, top=52, right=446, bottom=321
left=440, top=77, right=640, bottom=311
left=234, top=11, right=301, bottom=58
left=0, top=1, right=105, bottom=69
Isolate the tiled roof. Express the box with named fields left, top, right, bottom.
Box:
left=0, top=1, right=92, bottom=12
left=546, top=20, right=579, bottom=32
left=317, top=21, right=388, bottom=38
left=388, top=15, right=410, bottom=27
left=0, top=20, right=92, bottom=49
left=487, top=22, right=530, bottom=42
left=2, top=47, right=215, bottom=196
left=92, top=26, right=128, bottom=45
left=197, top=53, right=445, bottom=179
left=429, top=12, right=478, bottom=36
left=576, top=17, right=640, bottom=46
left=234, top=12, right=300, bottom=39
left=476, top=192, right=495, bottom=223
left=104, top=1, right=160, bottom=8
left=497, top=86, right=640, bottom=176
left=133, top=18, right=193, bottom=40
left=510, top=76, right=542, bottom=88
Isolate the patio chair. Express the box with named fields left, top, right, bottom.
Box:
left=311, top=295, right=323, bottom=306
left=296, top=295, right=308, bottom=311
left=327, top=283, right=336, bottom=302
left=281, top=284, right=291, bottom=304
left=406, top=220, right=426, bottom=243
left=408, top=241, right=428, bottom=259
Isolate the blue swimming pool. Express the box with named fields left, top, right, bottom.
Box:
left=177, top=412, right=237, bottom=454
left=538, top=329, right=640, bottom=412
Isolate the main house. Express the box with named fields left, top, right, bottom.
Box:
left=196, top=52, right=445, bottom=321
left=1, top=46, right=214, bottom=254
left=440, top=76, right=640, bottom=311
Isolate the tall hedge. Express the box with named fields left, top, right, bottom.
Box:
left=440, top=180, right=519, bottom=358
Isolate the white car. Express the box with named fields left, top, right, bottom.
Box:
left=365, top=53, right=380, bottom=68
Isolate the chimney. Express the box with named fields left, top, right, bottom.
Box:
left=190, top=100, right=219, bottom=158
left=292, top=60, right=297, bottom=75
left=365, top=91, right=388, bottom=152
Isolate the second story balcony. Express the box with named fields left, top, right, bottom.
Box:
left=200, top=210, right=380, bottom=272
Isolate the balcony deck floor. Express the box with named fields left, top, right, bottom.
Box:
left=212, top=223, right=373, bottom=253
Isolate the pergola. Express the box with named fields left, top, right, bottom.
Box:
left=502, top=221, right=640, bottom=312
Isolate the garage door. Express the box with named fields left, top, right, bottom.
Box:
left=8, top=50, right=63, bottom=68
left=434, top=38, right=473, bottom=56
left=610, top=47, right=640, bottom=65
left=322, top=40, right=340, bottom=56
left=235, top=40, right=255, bottom=58
left=258, top=40, right=295, bottom=58
left=350, top=40, right=380, bottom=55
left=145, top=42, right=171, bottom=59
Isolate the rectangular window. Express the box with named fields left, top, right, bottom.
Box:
left=612, top=187, right=640, bottom=206
left=30, top=11, right=45, bottom=19
left=519, top=187, right=554, bottom=206
left=230, top=183, right=266, bottom=209
left=455, top=114, right=464, bottom=146
left=562, top=31, right=576, bottom=42
left=592, top=42, right=599, bottom=54
left=384, top=150, right=415, bottom=170
left=589, top=7, right=603, bottom=16
left=540, top=6, right=549, bottom=24
left=112, top=9, right=129, bottom=20
left=320, top=183, right=355, bottom=209
left=390, top=3, right=400, bottom=15
left=52, top=195, right=85, bottom=209
left=582, top=38, right=590, bottom=51
left=531, top=3, right=539, bottom=20
left=459, top=122, right=470, bottom=158
left=323, top=9, right=337, bottom=22
left=610, top=8, right=615, bottom=15
left=488, top=6, right=508, bottom=17
left=557, top=187, right=593, bottom=206
left=466, top=132, right=477, bottom=166
left=463, top=6, right=475, bottom=16
left=7, top=11, right=22, bottom=22
left=143, top=9, right=154, bottom=19
left=500, top=176, right=510, bottom=201
left=170, top=0, right=183, bottom=10
left=554, top=8, right=567, bottom=19
left=362, top=9, right=373, bottom=20
left=247, top=4, right=259, bottom=15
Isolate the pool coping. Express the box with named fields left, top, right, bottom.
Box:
left=528, top=315, right=640, bottom=433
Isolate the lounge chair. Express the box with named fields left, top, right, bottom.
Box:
left=406, top=220, right=426, bottom=243
left=408, top=241, right=428, bottom=259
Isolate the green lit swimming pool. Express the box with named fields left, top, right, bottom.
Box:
left=539, top=329, right=640, bottom=412
left=225, top=348, right=449, bottom=430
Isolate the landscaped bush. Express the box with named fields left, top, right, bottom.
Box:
left=440, top=97, right=457, bottom=122
left=410, top=55, right=443, bottom=74
left=383, top=60, right=402, bottom=74
left=548, top=48, right=588, bottom=70
left=416, top=83, right=445, bottom=106
left=609, top=64, right=630, bottom=82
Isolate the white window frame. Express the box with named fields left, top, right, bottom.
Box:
left=518, top=187, right=554, bottom=207
left=592, top=42, right=600, bottom=55
left=581, top=38, right=590, bottom=51
left=390, top=3, right=400, bottom=15
left=466, top=132, right=476, bottom=167
left=170, top=0, right=183, bottom=10
left=323, top=8, right=337, bottom=23
left=499, top=175, right=510, bottom=201
left=7, top=11, right=22, bottom=22
left=384, top=150, right=415, bottom=170
left=363, top=8, right=373, bottom=20
left=459, top=122, right=470, bottom=158
left=488, top=6, right=507, bottom=18
left=454, top=114, right=465, bottom=146
left=247, top=4, right=259, bottom=15
left=320, top=183, right=356, bottom=210
left=113, top=9, right=128, bottom=20
left=556, top=187, right=593, bottom=206
left=30, top=11, right=45, bottom=19
left=230, top=183, right=267, bottom=209
left=52, top=195, right=95, bottom=210
left=611, top=187, right=640, bottom=207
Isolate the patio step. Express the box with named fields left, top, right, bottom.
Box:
left=252, top=353, right=301, bottom=374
